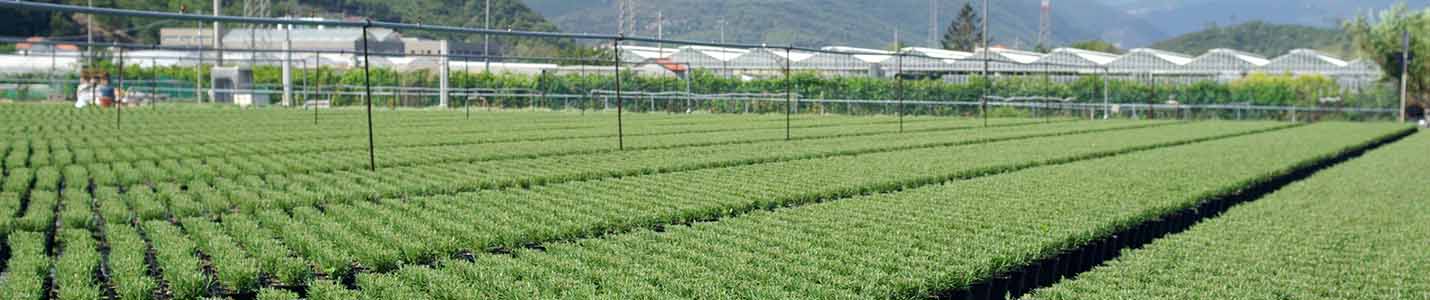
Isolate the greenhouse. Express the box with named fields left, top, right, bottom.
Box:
left=1104, top=48, right=1194, bottom=75
left=1182, top=49, right=1270, bottom=82
left=1035, top=48, right=1119, bottom=73
left=1262, top=49, right=1350, bottom=75
left=894, top=47, right=967, bottom=73
left=791, top=50, right=871, bottom=76
left=725, top=48, right=786, bottom=76
left=668, top=46, right=737, bottom=70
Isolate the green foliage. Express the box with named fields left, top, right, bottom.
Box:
left=1151, top=21, right=1351, bottom=57
left=1344, top=2, right=1430, bottom=107
left=0, top=0, right=577, bottom=57
left=55, top=229, right=101, bottom=300
left=1029, top=131, right=1430, bottom=300
left=941, top=2, right=983, bottom=52
left=525, top=0, right=1165, bottom=48
left=1066, top=40, right=1123, bottom=54
left=0, top=232, right=46, bottom=300
left=365, top=123, right=1407, bottom=299
left=1228, top=73, right=1340, bottom=106
left=76, top=60, right=1393, bottom=110
left=0, top=99, right=1412, bottom=299
left=106, top=224, right=156, bottom=300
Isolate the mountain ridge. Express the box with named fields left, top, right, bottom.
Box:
left=523, top=0, right=1168, bottom=50
left=1146, top=21, right=1355, bottom=58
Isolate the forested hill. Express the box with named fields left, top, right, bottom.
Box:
left=523, top=0, right=1168, bottom=49
left=1147, top=21, right=1355, bottom=57
left=0, top=0, right=558, bottom=44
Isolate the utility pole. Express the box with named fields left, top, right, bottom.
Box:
left=928, top=0, right=937, bottom=48
left=981, top=0, right=990, bottom=127
left=184, top=5, right=203, bottom=103
left=1039, top=0, right=1052, bottom=49
left=1102, top=68, right=1110, bottom=119
left=86, top=0, right=93, bottom=66
left=657, top=11, right=664, bottom=54
left=283, top=24, right=293, bottom=107
left=1400, top=28, right=1410, bottom=123
left=484, top=0, right=491, bottom=73
left=214, top=0, right=224, bottom=66
left=719, top=18, right=727, bottom=43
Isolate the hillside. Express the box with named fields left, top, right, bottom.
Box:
left=1106, top=0, right=1420, bottom=36
left=1147, top=21, right=1354, bottom=57
left=0, top=0, right=558, bottom=45
left=523, top=0, right=1168, bottom=50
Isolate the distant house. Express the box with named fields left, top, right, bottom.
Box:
left=14, top=37, right=79, bottom=56
left=161, top=26, right=484, bottom=58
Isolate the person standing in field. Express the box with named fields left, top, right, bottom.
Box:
left=74, top=74, right=93, bottom=108
left=99, top=74, right=116, bottom=107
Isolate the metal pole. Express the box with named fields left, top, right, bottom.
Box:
left=1102, top=67, right=1109, bottom=119
left=117, top=47, right=123, bottom=129
left=539, top=70, right=547, bottom=112
left=213, top=0, right=223, bottom=66
left=314, top=52, right=320, bottom=125
left=685, top=70, right=692, bottom=113
left=50, top=32, right=56, bottom=101
left=283, top=24, right=293, bottom=107
left=151, top=57, right=157, bottom=106
left=1400, top=28, right=1410, bottom=123
left=87, top=0, right=93, bottom=72
left=981, top=0, right=990, bottom=127
left=897, top=50, right=904, bottom=133
left=301, top=59, right=307, bottom=109
left=483, top=0, right=491, bottom=73
left=785, top=47, right=793, bottom=140
left=719, top=18, right=726, bottom=44
left=194, top=14, right=204, bottom=103
left=362, top=23, right=377, bottom=172
left=465, top=54, right=471, bottom=119
left=440, top=42, right=450, bottom=108
left=615, top=37, right=624, bottom=150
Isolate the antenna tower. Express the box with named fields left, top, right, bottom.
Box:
left=928, top=0, right=938, bottom=48
left=1038, top=0, right=1052, bottom=48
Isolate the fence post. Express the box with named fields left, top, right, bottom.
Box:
left=283, top=24, right=293, bottom=107
left=1102, top=68, right=1110, bottom=119
left=785, top=46, right=793, bottom=141
left=539, top=69, right=548, bottom=112
left=117, top=46, right=124, bottom=130
left=150, top=57, right=157, bottom=107
left=896, top=50, right=904, bottom=133
left=361, top=22, right=377, bottom=172
left=314, top=52, right=321, bottom=125
left=614, top=37, right=624, bottom=150
left=194, top=17, right=204, bottom=103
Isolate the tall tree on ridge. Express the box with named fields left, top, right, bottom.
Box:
left=942, top=2, right=982, bottom=51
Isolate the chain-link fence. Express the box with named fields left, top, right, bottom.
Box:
left=0, top=1, right=1406, bottom=140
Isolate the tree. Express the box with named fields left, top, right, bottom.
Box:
left=1067, top=40, right=1123, bottom=54
left=941, top=2, right=982, bottom=51
left=1344, top=2, right=1430, bottom=117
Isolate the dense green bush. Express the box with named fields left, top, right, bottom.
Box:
left=44, top=64, right=1395, bottom=110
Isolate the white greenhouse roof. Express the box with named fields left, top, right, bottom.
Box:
left=618, top=45, right=677, bottom=60
left=682, top=46, right=748, bottom=62
left=822, top=46, right=894, bottom=63
left=1209, top=49, right=1270, bottom=66
left=987, top=48, right=1046, bottom=64
left=770, top=49, right=817, bottom=62
left=1049, top=48, right=1119, bottom=65
left=1130, top=48, right=1194, bottom=65
left=1286, top=49, right=1349, bottom=67
left=901, top=47, right=974, bottom=60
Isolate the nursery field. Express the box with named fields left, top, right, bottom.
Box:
left=0, top=104, right=1422, bottom=300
